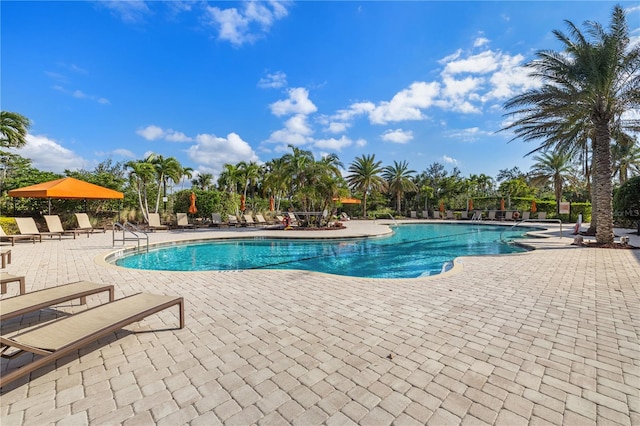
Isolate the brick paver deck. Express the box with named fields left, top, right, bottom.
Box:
left=1, top=220, right=638, bottom=425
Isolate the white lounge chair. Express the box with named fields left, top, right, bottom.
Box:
left=521, top=211, right=530, bottom=221
left=210, top=213, right=225, bottom=227
left=487, top=210, right=497, bottom=220
left=422, top=211, right=429, bottom=219
left=255, top=214, right=270, bottom=226
left=228, top=214, right=241, bottom=227
left=504, top=211, right=514, bottom=221
left=0, top=292, right=183, bottom=387
left=537, top=212, right=547, bottom=220
left=14, top=217, right=62, bottom=240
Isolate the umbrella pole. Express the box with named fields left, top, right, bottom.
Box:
left=48, top=198, right=51, bottom=215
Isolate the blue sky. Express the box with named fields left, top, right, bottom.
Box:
left=3, top=1, right=639, bottom=182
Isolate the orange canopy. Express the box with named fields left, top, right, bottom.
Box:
left=332, top=197, right=361, bottom=204
left=8, top=177, right=124, bottom=200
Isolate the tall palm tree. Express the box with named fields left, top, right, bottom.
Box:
left=382, top=160, right=418, bottom=215
left=529, top=151, right=575, bottom=215
left=150, top=154, right=183, bottom=213
left=180, top=166, right=194, bottom=190
left=346, top=154, right=386, bottom=218
left=218, top=163, right=240, bottom=193
left=502, top=5, right=640, bottom=244
left=125, top=159, right=156, bottom=222
left=237, top=161, right=261, bottom=200
left=0, top=111, right=30, bottom=148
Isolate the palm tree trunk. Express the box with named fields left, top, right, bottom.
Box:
left=593, top=123, right=614, bottom=244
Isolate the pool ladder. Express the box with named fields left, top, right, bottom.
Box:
left=113, top=222, right=149, bottom=251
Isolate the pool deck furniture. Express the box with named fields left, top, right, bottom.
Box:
left=537, top=212, right=547, bottom=220
left=0, top=281, right=115, bottom=322
left=44, top=215, right=91, bottom=239
left=243, top=214, right=256, bottom=227
left=459, top=211, right=469, bottom=220
left=175, top=213, right=195, bottom=230
left=487, top=210, right=497, bottom=220
left=255, top=214, right=270, bottom=226
left=74, top=213, right=106, bottom=233
left=0, top=292, right=184, bottom=387
left=1, top=272, right=25, bottom=295
left=228, top=215, right=241, bottom=228
left=0, top=225, right=41, bottom=246
left=1, top=249, right=11, bottom=268
left=147, top=213, right=169, bottom=232
left=521, top=211, right=531, bottom=221
left=14, top=217, right=62, bottom=240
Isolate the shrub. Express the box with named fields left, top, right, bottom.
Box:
left=613, top=176, right=640, bottom=229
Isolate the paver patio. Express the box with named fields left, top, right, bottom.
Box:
left=1, top=220, right=638, bottom=425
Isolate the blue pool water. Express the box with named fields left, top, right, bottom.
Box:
left=113, top=223, right=533, bottom=279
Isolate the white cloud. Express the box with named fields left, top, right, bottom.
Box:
left=445, top=127, right=492, bottom=143
left=136, top=125, right=192, bottom=142
left=442, top=155, right=459, bottom=165
left=355, top=138, right=367, bottom=147
left=137, top=125, right=165, bottom=141
left=206, top=1, right=290, bottom=47
left=17, top=134, right=87, bottom=173
left=100, top=1, right=151, bottom=23
left=314, top=135, right=352, bottom=151
left=267, top=114, right=314, bottom=146
left=369, top=82, right=440, bottom=124
left=165, top=130, right=193, bottom=142
left=473, top=37, right=490, bottom=48
left=326, top=122, right=350, bottom=134
left=258, top=71, right=287, bottom=89
left=381, top=129, right=414, bottom=144
left=186, top=132, right=259, bottom=177
left=111, top=148, right=136, bottom=158
left=270, top=87, right=317, bottom=116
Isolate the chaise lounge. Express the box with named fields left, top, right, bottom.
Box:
left=14, top=217, right=62, bottom=240
left=74, top=213, right=106, bottom=233
left=0, top=281, right=115, bottom=321
left=44, top=215, right=91, bottom=239
left=0, top=224, right=41, bottom=246
left=0, top=292, right=184, bottom=387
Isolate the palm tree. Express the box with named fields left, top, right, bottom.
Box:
left=502, top=5, right=640, bottom=244
left=150, top=154, right=183, bottom=213
left=529, top=151, right=575, bottom=215
left=611, top=137, right=640, bottom=184
left=180, top=166, right=194, bottom=190
left=125, top=159, right=156, bottom=222
left=237, top=161, right=261, bottom=201
left=192, top=173, right=213, bottom=190
left=218, top=164, right=240, bottom=193
left=0, top=111, right=30, bottom=148
left=346, top=154, right=386, bottom=218
left=382, top=160, right=418, bottom=215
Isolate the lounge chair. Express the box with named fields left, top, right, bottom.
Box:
left=0, top=292, right=183, bottom=387
left=243, top=214, right=256, bottom=227
left=74, top=213, right=106, bottom=233
left=487, top=210, right=497, bottom=220
left=175, top=213, right=195, bottom=230
left=537, top=212, right=547, bottom=220
left=445, top=210, right=454, bottom=220
left=44, top=215, right=91, bottom=239
left=0, top=281, right=114, bottom=321
left=255, top=214, right=270, bottom=226
left=432, top=211, right=441, bottom=219
left=1, top=249, right=11, bottom=268
left=0, top=225, right=40, bottom=246
left=521, top=211, right=530, bottom=221
left=410, top=211, right=417, bottom=219
left=1, top=273, right=25, bottom=295
left=422, top=211, right=429, bottom=219
left=147, top=213, right=169, bottom=231
left=14, top=217, right=62, bottom=240
left=228, top=214, right=241, bottom=227
left=210, top=213, right=225, bottom=227
left=459, top=211, right=469, bottom=220
left=275, top=215, right=285, bottom=224
left=504, top=211, right=514, bottom=221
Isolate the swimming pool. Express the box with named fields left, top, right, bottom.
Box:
left=112, top=223, right=533, bottom=279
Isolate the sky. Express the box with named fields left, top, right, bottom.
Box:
left=2, top=1, right=639, bottom=183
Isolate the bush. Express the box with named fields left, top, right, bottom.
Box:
left=613, top=176, right=640, bottom=229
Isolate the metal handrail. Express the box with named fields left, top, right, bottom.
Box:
left=500, top=218, right=563, bottom=242
left=112, top=222, right=149, bottom=251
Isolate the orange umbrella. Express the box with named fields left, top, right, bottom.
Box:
left=531, top=200, right=537, bottom=213
left=439, top=201, right=445, bottom=213
left=240, top=195, right=245, bottom=212
left=468, top=199, right=473, bottom=211
left=269, top=196, right=275, bottom=211
left=188, top=192, right=197, bottom=214
left=500, top=198, right=505, bottom=211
